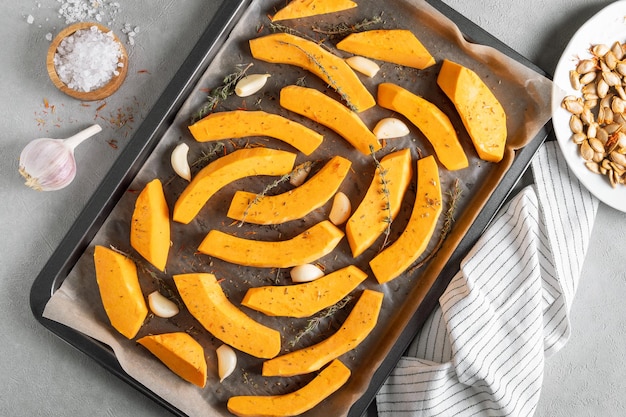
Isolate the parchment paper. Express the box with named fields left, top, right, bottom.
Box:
left=43, top=0, right=553, bottom=416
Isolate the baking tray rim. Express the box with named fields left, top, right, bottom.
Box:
left=29, top=1, right=552, bottom=416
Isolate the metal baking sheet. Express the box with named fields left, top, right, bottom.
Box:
left=30, top=0, right=551, bottom=416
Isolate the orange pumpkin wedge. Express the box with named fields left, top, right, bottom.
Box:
left=336, top=29, right=435, bottom=70
left=130, top=178, right=170, bottom=271
left=93, top=245, right=148, bottom=339
left=377, top=82, right=468, bottom=171
left=198, top=220, right=344, bottom=268
left=280, top=85, right=380, bottom=155
left=173, top=273, right=281, bottom=359
left=137, top=332, right=207, bottom=388
left=437, top=59, right=508, bottom=163
left=173, top=148, right=296, bottom=224
left=271, top=0, right=357, bottom=22
left=241, top=265, right=367, bottom=318
left=249, top=32, right=375, bottom=112
left=188, top=110, right=323, bottom=156
left=369, top=155, right=442, bottom=284
left=227, top=155, right=352, bottom=225
left=346, top=148, right=413, bottom=257
left=227, top=359, right=351, bottom=417
left=262, top=289, right=383, bottom=377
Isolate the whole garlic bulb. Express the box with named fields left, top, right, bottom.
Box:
left=18, top=124, right=102, bottom=191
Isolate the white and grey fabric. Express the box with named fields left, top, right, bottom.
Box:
left=376, top=141, right=599, bottom=417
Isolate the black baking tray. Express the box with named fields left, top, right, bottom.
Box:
left=30, top=1, right=551, bottom=416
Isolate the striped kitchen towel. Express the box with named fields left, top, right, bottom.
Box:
left=375, top=141, right=599, bottom=416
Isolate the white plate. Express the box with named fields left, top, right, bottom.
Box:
left=552, top=1, right=626, bottom=212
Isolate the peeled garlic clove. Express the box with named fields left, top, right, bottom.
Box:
left=289, top=161, right=312, bottom=187
left=148, top=291, right=180, bottom=318
left=373, top=118, right=410, bottom=139
left=329, top=191, right=351, bottom=225
left=235, top=74, right=271, bottom=97
left=290, top=263, right=325, bottom=283
left=345, top=56, right=380, bottom=77
left=171, top=142, right=191, bottom=181
left=216, top=344, right=237, bottom=382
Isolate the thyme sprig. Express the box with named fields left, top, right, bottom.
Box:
left=311, top=15, right=384, bottom=37
left=268, top=22, right=332, bottom=52
left=191, top=63, right=253, bottom=123
left=277, top=40, right=357, bottom=111
left=369, top=145, right=393, bottom=251
left=190, top=142, right=226, bottom=170
left=268, top=22, right=305, bottom=38
left=238, top=171, right=293, bottom=226
left=238, top=160, right=317, bottom=226
left=108, top=245, right=180, bottom=305
left=408, top=178, right=462, bottom=273
left=163, top=142, right=226, bottom=188
left=289, top=295, right=353, bottom=347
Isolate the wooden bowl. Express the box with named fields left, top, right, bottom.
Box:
left=46, top=22, right=128, bottom=101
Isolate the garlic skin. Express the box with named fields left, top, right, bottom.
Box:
left=216, top=344, right=237, bottom=382
left=19, top=139, right=77, bottom=191
left=235, top=74, right=271, bottom=97
left=289, top=161, right=312, bottom=187
left=345, top=56, right=380, bottom=77
left=328, top=191, right=351, bottom=225
left=290, top=263, right=325, bottom=283
left=148, top=291, right=180, bottom=318
left=19, top=124, right=102, bottom=191
left=373, top=117, right=410, bottom=139
left=171, top=142, right=191, bottom=181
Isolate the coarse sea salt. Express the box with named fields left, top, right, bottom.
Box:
left=53, top=25, right=122, bottom=92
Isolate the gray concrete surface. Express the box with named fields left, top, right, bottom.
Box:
left=1, top=1, right=624, bottom=416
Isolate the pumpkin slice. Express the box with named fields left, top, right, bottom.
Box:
left=369, top=155, right=442, bottom=284
left=346, top=148, right=413, bottom=257
left=241, top=265, right=367, bottom=318
left=437, top=59, right=507, bottom=163
left=336, top=29, right=435, bottom=70
left=173, top=273, right=281, bottom=359
left=249, top=32, right=375, bottom=112
left=227, top=359, right=351, bottom=417
left=93, top=245, right=148, bottom=339
left=227, top=155, right=352, bottom=225
left=137, top=332, right=207, bottom=388
left=173, top=148, right=296, bottom=224
left=198, top=220, right=344, bottom=268
left=262, top=289, right=383, bottom=377
left=271, top=0, right=357, bottom=22
left=130, top=178, right=170, bottom=271
left=280, top=85, right=380, bottom=155
left=377, top=82, right=468, bottom=171
left=188, top=110, right=323, bottom=156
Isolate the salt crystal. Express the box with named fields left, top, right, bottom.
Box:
left=40, top=1, right=139, bottom=47
left=45, top=32, right=53, bottom=41
left=26, top=14, right=34, bottom=24
left=53, top=25, right=123, bottom=92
